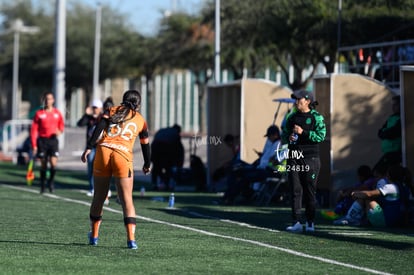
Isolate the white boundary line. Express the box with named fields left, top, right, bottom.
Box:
left=186, top=210, right=280, bottom=233
left=2, top=184, right=393, bottom=275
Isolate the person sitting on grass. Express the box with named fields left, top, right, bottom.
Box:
left=333, top=164, right=412, bottom=227
left=321, top=165, right=377, bottom=220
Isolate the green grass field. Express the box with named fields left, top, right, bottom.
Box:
left=1, top=161, right=413, bottom=275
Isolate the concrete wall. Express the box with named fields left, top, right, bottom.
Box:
left=207, top=78, right=292, bottom=184
left=314, top=73, right=395, bottom=200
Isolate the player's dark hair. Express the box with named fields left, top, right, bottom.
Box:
left=110, top=90, right=141, bottom=124
left=41, top=91, right=54, bottom=109
left=103, top=96, right=114, bottom=110
left=172, top=124, right=181, bottom=133
left=357, top=165, right=372, bottom=179
left=310, top=100, right=319, bottom=109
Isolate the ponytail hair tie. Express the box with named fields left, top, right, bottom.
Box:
left=121, top=101, right=137, bottom=110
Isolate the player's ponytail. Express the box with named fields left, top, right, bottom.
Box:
left=110, top=90, right=141, bottom=124
left=310, top=100, right=319, bottom=109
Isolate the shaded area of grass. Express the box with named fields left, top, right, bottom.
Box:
left=0, top=161, right=150, bottom=191
left=1, top=161, right=414, bottom=274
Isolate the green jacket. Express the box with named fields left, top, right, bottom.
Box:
left=378, top=113, right=401, bottom=153
left=281, top=107, right=326, bottom=158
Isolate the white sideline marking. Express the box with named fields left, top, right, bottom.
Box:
left=187, top=210, right=280, bottom=233
left=2, top=184, right=393, bottom=275
left=329, top=232, right=373, bottom=236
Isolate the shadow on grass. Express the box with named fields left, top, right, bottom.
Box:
left=3, top=161, right=413, bottom=251
left=0, top=161, right=89, bottom=190
left=148, top=203, right=291, bottom=231
left=0, top=239, right=117, bottom=248
left=146, top=193, right=414, bottom=251
left=309, top=229, right=414, bottom=250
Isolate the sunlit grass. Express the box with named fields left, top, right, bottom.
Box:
left=1, top=161, right=414, bottom=274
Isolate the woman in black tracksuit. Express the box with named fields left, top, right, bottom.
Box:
left=282, top=90, right=326, bottom=233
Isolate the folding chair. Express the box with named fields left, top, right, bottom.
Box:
left=254, top=173, right=288, bottom=206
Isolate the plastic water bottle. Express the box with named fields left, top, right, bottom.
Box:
left=168, top=193, right=175, bottom=208
left=290, top=133, right=298, bottom=145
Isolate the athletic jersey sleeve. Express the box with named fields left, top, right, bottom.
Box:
left=30, top=113, right=39, bottom=148
left=378, top=115, right=401, bottom=139
left=281, top=107, right=297, bottom=144
left=139, top=121, right=149, bottom=144
left=378, top=183, right=399, bottom=200
left=77, top=114, right=93, bottom=127
left=141, top=143, right=151, bottom=168
left=57, top=110, right=65, bottom=133
left=281, top=116, right=292, bottom=144
left=306, top=111, right=326, bottom=143
left=86, top=117, right=107, bottom=149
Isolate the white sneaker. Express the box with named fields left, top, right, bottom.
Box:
left=86, top=191, right=94, bottom=197
left=286, top=222, right=303, bottom=233
left=333, top=216, right=360, bottom=226
left=305, top=222, right=315, bottom=232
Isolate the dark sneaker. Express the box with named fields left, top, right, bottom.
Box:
left=127, top=240, right=138, bottom=250
left=305, top=222, right=315, bottom=232
left=48, top=182, right=55, bottom=193
left=88, top=232, right=98, bottom=246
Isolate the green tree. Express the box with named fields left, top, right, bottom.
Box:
left=132, top=36, right=164, bottom=128
left=262, top=0, right=339, bottom=89
left=200, top=0, right=414, bottom=90
left=0, top=1, right=145, bottom=108
left=156, top=12, right=214, bottom=132
left=205, top=0, right=275, bottom=79
left=200, top=0, right=339, bottom=90
left=339, top=0, right=414, bottom=45
left=0, top=1, right=54, bottom=93
left=65, top=2, right=142, bottom=101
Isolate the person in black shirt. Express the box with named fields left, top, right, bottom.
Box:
left=150, top=124, right=185, bottom=191
left=77, top=99, right=103, bottom=196
left=282, top=90, right=326, bottom=233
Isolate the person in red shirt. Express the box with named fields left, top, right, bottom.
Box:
left=31, top=92, right=65, bottom=193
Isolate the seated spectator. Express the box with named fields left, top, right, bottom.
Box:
left=334, top=164, right=412, bottom=227
left=321, top=165, right=377, bottom=220
left=221, top=125, right=284, bottom=205
left=189, top=154, right=207, bottom=192
left=17, top=135, right=33, bottom=165
left=211, top=134, right=241, bottom=191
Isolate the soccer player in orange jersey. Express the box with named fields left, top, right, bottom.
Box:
left=81, top=90, right=151, bottom=249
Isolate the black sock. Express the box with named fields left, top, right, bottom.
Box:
left=49, top=168, right=56, bottom=183
left=124, top=217, right=136, bottom=225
